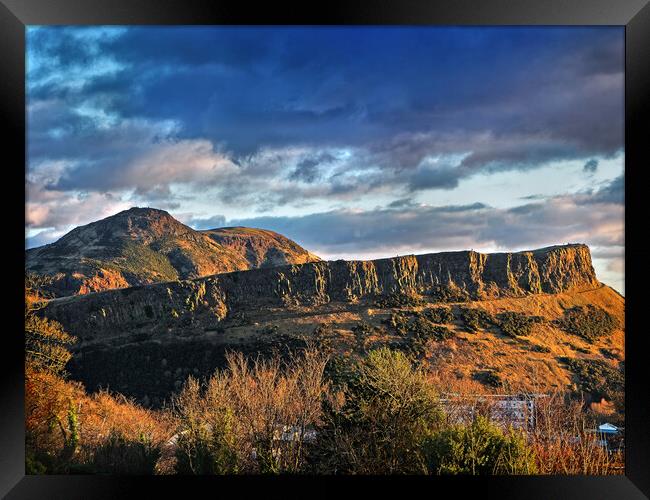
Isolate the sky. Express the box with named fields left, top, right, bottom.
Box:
left=25, top=26, right=625, bottom=294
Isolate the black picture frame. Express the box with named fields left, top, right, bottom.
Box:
left=2, top=1, right=649, bottom=498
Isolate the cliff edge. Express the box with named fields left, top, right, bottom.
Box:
left=42, top=243, right=599, bottom=341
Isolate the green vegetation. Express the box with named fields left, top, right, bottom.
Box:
left=314, top=348, right=442, bottom=473
left=384, top=311, right=412, bottom=336
left=458, top=307, right=496, bottom=332
left=473, top=370, right=503, bottom=388
left=25, top=275, right=77, bottom=375
left=382, top=311, right=453, bottom=358
left=385, top=311, right=452, bottom=340
left=599, top=348, right=622, bottom=361
left=173, top=349, right=329, bottom=474
left=497, top=311, right=544, bottom=338
left=351, top=321, right=382, bottom=352
left=429, top=284, right=470, bottom=303
left=91, top=431, right=161, bottom=474
left=114, top=241, right=180, bottom=282
left=313, top=323, right=337, bottom=354
left=557, top=305, right=618, bottom=342
left=375, top=291, right=424, bottom=308
left=424, top=416, right=537, bottom=475
left=423, top=307, right=455, bottom=324
left=530, top=344, right=551, bottom=353
left=563, top=358, right=624, bottom=402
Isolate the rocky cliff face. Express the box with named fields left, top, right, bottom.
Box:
left=42, top=244, right=599, bottom=343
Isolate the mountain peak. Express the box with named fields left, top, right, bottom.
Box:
left=26, top=208, right=321, bottom=296
left=115, top=207, right=172, bottom=218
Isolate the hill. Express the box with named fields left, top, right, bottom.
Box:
left=202, top=226, right=322, bottom=268
left=25, top=207, right=320, bottom=297
left=38, top=243, right=624, bottom=418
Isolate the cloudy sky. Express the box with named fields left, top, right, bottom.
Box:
left=26, top=27, right=625, bottom=293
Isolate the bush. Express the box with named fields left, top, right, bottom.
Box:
left=530, top=344, right=551, bottom=353
left=351, top=321, right=380, bottom=352
left=424, top=416, right=537, bottom=475
left=384, top=311, right=411, bottom=336
left=173, top=377, right=239, bottom=474
left=25, top=367, right=171, bottom=474
left=92, top=431, right=161, bottom=474
left=424, top=307, right=455, bottom=324
left=313, top=348, right=442, bottom=474
left=458, top=308, right=495, bottom=333
left=530, top=391, right=623, bottom=474
left=172, top=349, right=331, bottom=474
left=385, top=312, right=451, bottom=340
left=472, top=370, right=503, bottom=389
left=375, top=291, right=423, bottom=308
left=557, top=305, right=618, bottom=343
left=429, top=284, right=470, bottom=303
left=564, top=358, right=624, bottom=403
left=497, top=312, right=544, bottom=338
left=313, top=323, right=336, bottom=354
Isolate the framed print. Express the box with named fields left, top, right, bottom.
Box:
left=2, top=0, right=649, bottom=498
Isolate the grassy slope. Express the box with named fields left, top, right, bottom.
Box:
left=216, top=284, right=624, bottom=399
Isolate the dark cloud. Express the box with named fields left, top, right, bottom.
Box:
left=408, top=165, right=460, bottom=191
left=387, top=198, right=416, bottom=209
left=583, top=159, right=599, bottom=173
left=289, top=153, right=337, bottom=183
left=581, top=175, right=624, bottom=205
left=28, top=27, right=624, bottom=187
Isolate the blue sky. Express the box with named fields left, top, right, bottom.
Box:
left=25, top=26, right=624, bottom=293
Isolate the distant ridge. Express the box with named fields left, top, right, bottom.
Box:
left=43, top=243, right=600, bottom=330
left=26, top=207, right=320, bottom=297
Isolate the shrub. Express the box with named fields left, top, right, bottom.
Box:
left=384, top=311, right=411, bottom=336
left=599, top=348, right=622, bottom=361
left=458, top=308, right=495, bottom=333
left=424, top=415, right=537, bottom=475
left=557, top=305, right=618, bottom=343
left=172, top=348, right=331, bottom=474
left=429, top=284, right=470, bottom=303
left=313, top=348, right=442, bottom=474
left=497, top=312, right=544, bottom=338
left=411, top=317, right=452, bottom=342
left=173, top=377, right=239, bottom=474
left=424, top=307, right=455, bottom=324
left=313, top=323, right=336, bottom=354
left=25, top=313, right=77, bottom=376
left=563, top=358, right=624, bottom=403
left=472, top=370, right=503, bottom=389
left=375, top=291, right=423, bottom=308
left=530, top=344, right=551, bottom=353
left=351, top=321, right=381, bottom=352
left=530, top=391, right=623, bottom=474
left=385, top=312, right=451, bottom=341
left=92, top=431, right=161, bottom=474
left=25, top=367, right=171, bottom=474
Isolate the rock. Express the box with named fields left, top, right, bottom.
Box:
left=41, top=243, right=599, bottom=343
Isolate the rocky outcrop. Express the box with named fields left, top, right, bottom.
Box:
left=42, top=244, right=599, bottom=343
